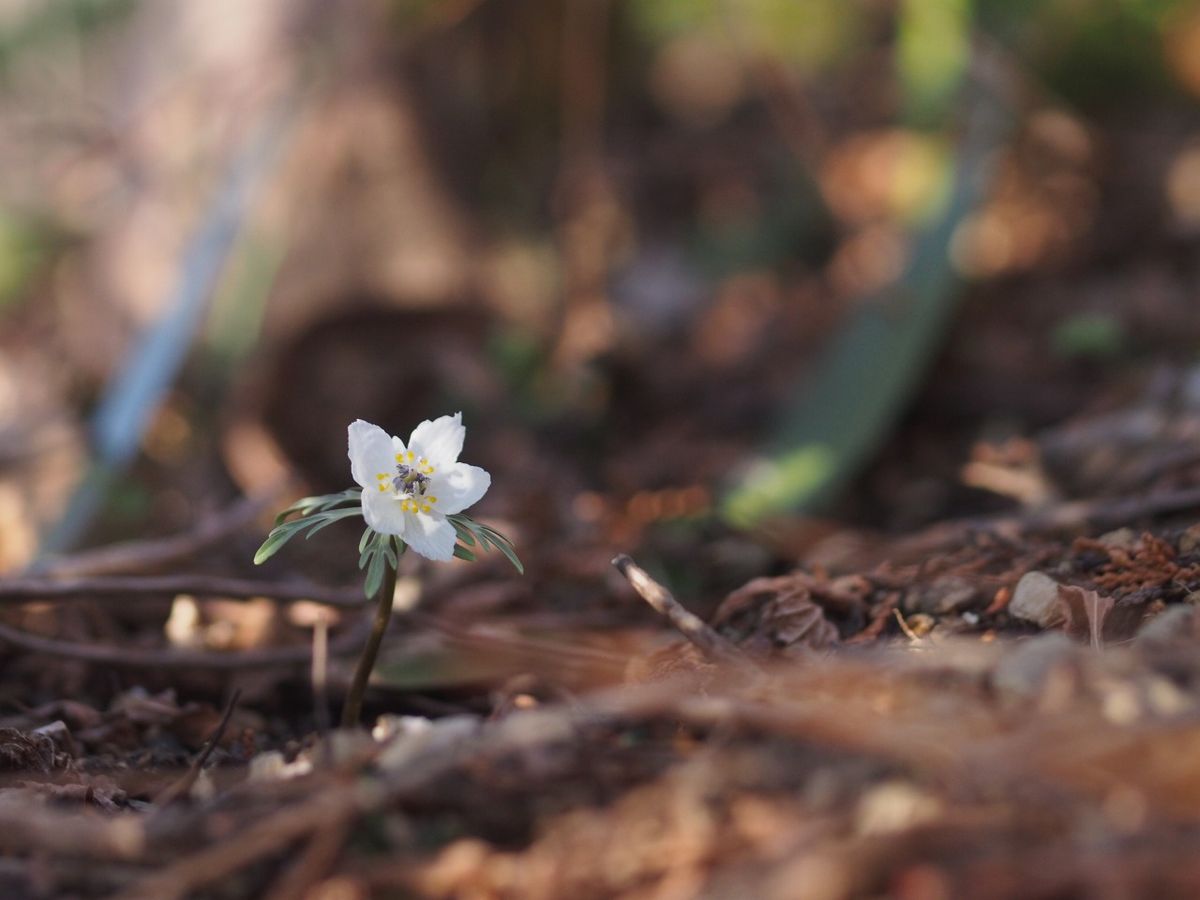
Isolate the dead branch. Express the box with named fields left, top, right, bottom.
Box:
left=0, top=620, right=368, bottom=670
left=0, top=793, right=146, bottom=860
left=0, top=573, right=364, bottom=608
left=612, top=554, right=761, bottom=672
left=114, top=790, right=359, bottom=900
left=152, top=688, right=243, bottom=809
left=260, top=812, right=353, bottom=900
left=33, top=490, right=285, bottom=578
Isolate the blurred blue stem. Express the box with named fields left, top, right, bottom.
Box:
left=37, top=98, right=295, bottom=559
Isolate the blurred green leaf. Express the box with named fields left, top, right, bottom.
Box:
left=0, top=213, right=49, bottom=309
left=1052, top=312, right=1126, bottom=360
left=724, top=445, right=836, bottom=528
left=898, top=0, right=971, bottom=124
left=628, top=0, right=863, bottom=72
left=722, top=51, right=1013, bottom=526
left=0, top=0, right=138, bottom=78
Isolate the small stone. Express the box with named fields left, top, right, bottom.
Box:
left=991, top=632, right=1077, bottom=701
left=1009, top=571, right=1065, bottom=628
left=1179, top=524, right=1200, bottom=557
left=377, top=714, right=481, bottom=771
left=1135, top=605, right=1198, bottom=645
left=1097, top=528, right=1137, bottom=550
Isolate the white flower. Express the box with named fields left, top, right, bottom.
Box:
left=347, top=414, right=491, bottom=561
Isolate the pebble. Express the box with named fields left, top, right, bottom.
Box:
left=1009, top=571, right=1065, bottom=628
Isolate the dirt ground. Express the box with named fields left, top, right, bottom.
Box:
left=3, top=2, right=1200, bottom=898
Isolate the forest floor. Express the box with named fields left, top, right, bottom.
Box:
left=5, top=335, right=1200, bottom=899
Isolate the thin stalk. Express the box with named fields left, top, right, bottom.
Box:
left=340, top=562, right=397, bottom=728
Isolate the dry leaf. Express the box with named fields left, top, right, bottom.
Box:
left=1056, top=585, right=1147, bottom=650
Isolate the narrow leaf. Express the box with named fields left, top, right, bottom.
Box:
left=364, top=550, right=386, bottom=599
left=274, top=495, right=328, bottom=526
left=450, top=519, right=476, bottom=546
left=491, top=540, right=524, bottom=574
left=453, top=543, right=477, bottom=562
left=274, top=488, right=361, bottom=525
left=302, top=506, right=362, bottom=538
left=254, top=528, right=295, bottom=565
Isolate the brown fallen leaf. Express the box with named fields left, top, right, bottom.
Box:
left=712, top=576, right=840, bottom=656
left=0, top=729, right=68, bottom=773
left=1056, top=585, right=1147, bottom=650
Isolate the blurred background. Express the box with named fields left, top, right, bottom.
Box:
left=1, top=0, right=1200, bottom=599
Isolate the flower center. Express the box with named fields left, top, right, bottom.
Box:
left=376, top=451, right=438, bottom=513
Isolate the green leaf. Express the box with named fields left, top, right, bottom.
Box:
left=449, top=518, right=476, bottom=546
left=360, top=531, right=382, bottom=569
left=358, top=526, right=373, bottom=555
left=256, top=488, right=363, bottom=564
left=453, top=543, right=477, bottom=562
left=252, top=517, right=311, bottom=565
left=364, top=549, right=386, bottom=599
left=445, top=514, right=523, bottom=573
left=490, top=538, right=524, bottom=574
left=273, top=488, right=361, bottom=525
left=302, top=506, right=363, bottom=539
left=253, top=532, right=288, bottom=565
left=476, top=525, right=522, bottom=573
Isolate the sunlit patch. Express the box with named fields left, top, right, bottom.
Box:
left=1167, top=143, right=1200, bottom=226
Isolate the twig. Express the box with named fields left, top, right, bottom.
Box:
left=0, top=793, right=146, bottom=860
left=312, top=615, right=331, bottom=738
left=341, top=562, right=398, bottom=727
left=0, top=620, right=368, bottom=670
left=892, top=608, right=922, bottom=643
left=114, top=790, right=358, bottom=900
left=0, top=573, right=364, bottom=608
left=261, top=812, right=353, bottom=900
left=611, top=555, right=760, bottom=672
left=152, top=689, right=242, bottom=809
left=32, top=491, right=283, bottom=578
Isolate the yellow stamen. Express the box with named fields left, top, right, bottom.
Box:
left=394, top=452, right=403, bottom=462
left=407, top=450, right=415, bottom=462
left=421, top=504, right=432, bottom=513
left=427, top=496, right=437, bottom=504
left=378, top=484, right=387, bottom=492
left=377, top=473, right=387, bottom=480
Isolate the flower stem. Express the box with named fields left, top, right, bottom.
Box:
left=340, top=561, right=397, bottom=728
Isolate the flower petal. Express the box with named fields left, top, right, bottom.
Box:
left=348, top=420, right=399, bottom=488
left=432, top=463, right=491, bottom=515
left=402, top=512, right=457, bottom=561
left=361, top=488, right=408, bottom=537
left=408, top=412, right=465, bottom=467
